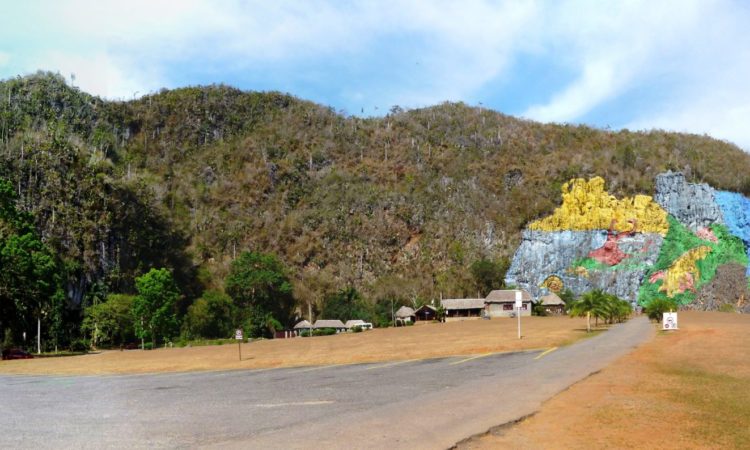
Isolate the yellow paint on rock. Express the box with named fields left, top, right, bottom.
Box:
left=653, top=246, right=712, bottom=297
left=530, top=177, right=669, bottom=235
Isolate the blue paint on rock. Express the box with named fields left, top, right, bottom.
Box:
left=715, top=191, right=750, bottom=275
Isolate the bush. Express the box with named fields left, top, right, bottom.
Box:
left=312, top=328, right=336, bottom=336
left=719, top=303, right=736, bottom=313
left=69, top=339, right=89, bottom=353
left=532, top=303, right=547, bottom=316
left=299, top=330, right=311, bottom=337
left=351, top=325, right=363, bottom=333
left=645, top=298, right=679, bottom=322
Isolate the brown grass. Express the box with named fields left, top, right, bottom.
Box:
left=0, top=316, right=591, bottom=375
left=460, top=311, right=750, bottom=449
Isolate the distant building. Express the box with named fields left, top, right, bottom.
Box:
left=539, top=293, right=566, bottom=315
left=395, top=306, right=416, bottom=324
left=441, top=298, right=485, bottom=321
left=484, top=290, right=533, bottom=318
left=414, top=305, right=437, bottom=321
left=293, top=319, right=313, bottom=337
left=313, top=319, right=348, bottom=333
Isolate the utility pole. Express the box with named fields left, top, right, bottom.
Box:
left=391, top=298, right=395, bottom=327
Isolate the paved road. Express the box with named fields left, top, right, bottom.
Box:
left=1, top=317, right=654, bottom=449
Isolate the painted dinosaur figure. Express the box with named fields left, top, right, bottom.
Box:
left=648, top=246, right=712, bottom=297
left=588, top=219, right=638, bottom=266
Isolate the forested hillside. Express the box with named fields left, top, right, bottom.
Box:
left=3, top=71, right=750, bottom=346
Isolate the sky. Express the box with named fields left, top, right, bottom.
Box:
left=1, top=0, right=750, bottom=149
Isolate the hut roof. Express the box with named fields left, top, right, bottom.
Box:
left=415, top=304, right=437, bottom=312
left=294, top=320, right=312, bottom=329
left=485, top=289, right=533, bottom=302
left=395, top=306, right=416, bottom=318
left=440, top=298, right=485, bottom=310
left=540, top=293, right=565, bottom=306
left=313, top=319, right=347, bottom=329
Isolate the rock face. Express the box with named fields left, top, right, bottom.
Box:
left=715, top=191, right=750, bottom=275
left=506, top=172, right=750, bottom=311
left=691, top=263, right=750, bottom=313
left=654, top=171, right=724, bottom=230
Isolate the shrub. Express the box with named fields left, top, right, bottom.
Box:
left=351, top=325, right=363, bottom=333
left=312, top=328, right=336, bottom=336
left=719, top=303, right=736, bottom=313
left=69, top=339, right=89, bottom=353
left=645, top=298, right=679, bottom=322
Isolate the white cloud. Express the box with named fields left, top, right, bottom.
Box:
left=26, top=51, right=164, bottom=100
left=521, top=0, right=707, bottom=123
left=0, top=52, right=9, bottom=66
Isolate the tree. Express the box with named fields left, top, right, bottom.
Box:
left=321, top=287, right=370, bottom=322
left=470, top=258, right=510, bottom=296
left=82, top=294, right=135, bottom=348
left=132, top=268, right=180, bottom=348
left=224, top=251, right=294, bottom=338
left=568, top=290, right=606, bottom=332
left=645, top=298, right=678, bottom=322
left=183, top=290, right=236, bottom=339
left=0, top=178, right=61, bottom=352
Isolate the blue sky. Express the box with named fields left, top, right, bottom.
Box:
left=2, top=0, right=750, bottom=149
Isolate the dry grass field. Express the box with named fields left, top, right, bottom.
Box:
left=0, top=316, right=590, bottom=375
left=461, top=311, right=750, bottom=450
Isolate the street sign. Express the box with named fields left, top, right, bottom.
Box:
left=235, top=329, right=244, bottom=361
left=662, top=312, right=678, bottom=330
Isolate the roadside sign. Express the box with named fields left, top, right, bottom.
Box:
left=235, top=329, right=244, bottom=361
left=515, top=290, right=522, bottom=339
left=662, top=312, right=678, bottom=330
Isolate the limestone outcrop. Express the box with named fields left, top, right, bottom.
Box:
left=506, top=172, right=750, bottom=312
left=654, top=171, right=724, bottom=230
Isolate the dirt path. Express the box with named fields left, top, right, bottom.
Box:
left=460, top=311, right=750, bottom=449
left=0, top=316, right=591, bottom=375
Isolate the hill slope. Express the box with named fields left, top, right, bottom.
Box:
left=3, top=71, right=750, bottom=310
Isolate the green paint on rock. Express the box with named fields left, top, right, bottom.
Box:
left=638, top=216, right=748, bottom=306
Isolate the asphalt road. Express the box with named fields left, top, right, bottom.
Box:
left=1, top=317, right=654, bottom=449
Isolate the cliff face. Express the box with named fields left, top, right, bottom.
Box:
left=506, top=172, right=750, bottom=310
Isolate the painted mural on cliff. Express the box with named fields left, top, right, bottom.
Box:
left=506, top=171, right=750, bottom=311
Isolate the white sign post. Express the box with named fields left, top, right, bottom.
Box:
left=515, top=290, right=523, bottom=339
left=662, top=312, right=678, bottom=330
left=235, top=328, right=244, bottom=360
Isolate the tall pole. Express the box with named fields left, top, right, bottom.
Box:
left=37, top=317, right=41, bottom=354
left=517, top=305, right=521, bottom=339
left=516, top=290, right=522, bottom=340
left=308, top=301, right=313, bottom=337
left=391, top=299, right=395, bottom=327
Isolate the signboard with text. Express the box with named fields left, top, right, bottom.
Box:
left=235, top=329, right=244, bottom=340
